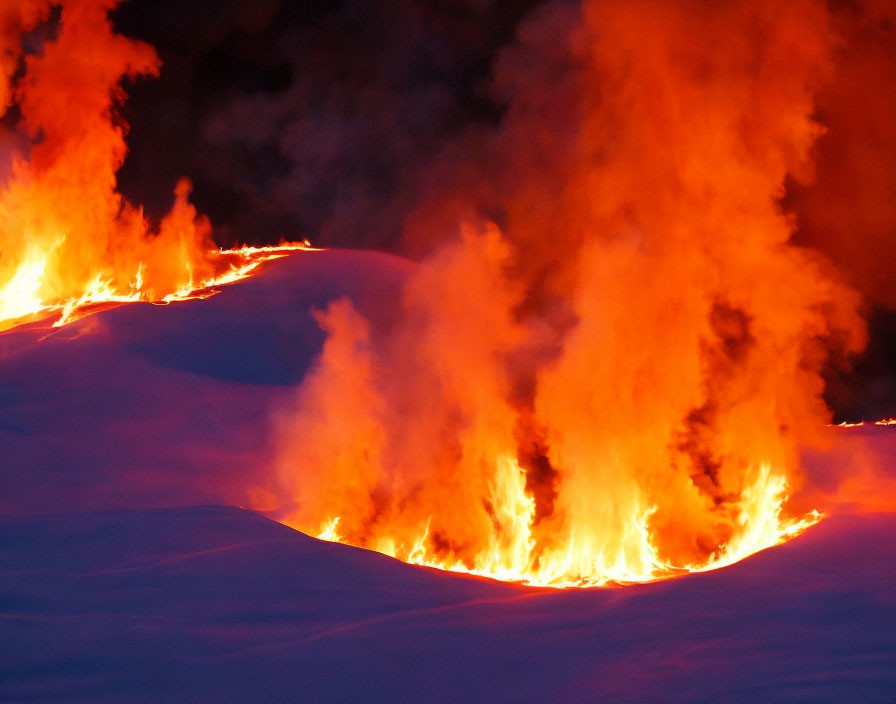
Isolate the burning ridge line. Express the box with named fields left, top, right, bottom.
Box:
left=1, top=242, right=318, bottom=333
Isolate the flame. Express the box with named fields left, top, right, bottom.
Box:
left=0, top=2, right=316, bottom=333
left=310, top=462, right=820, bottom=588
left=835, top=418, right=896, bottom=428
left=274, top=1, right=863, bottom=588
left=276, top=225, right=833, bottom=588
left=3, top=1, right=867, bottom=588
left=153, top=243, right=319, bottom=307
left=317, top=516, right=343, bottom=543
left=0, top=243, right=56, bottom=323
left=0, top=240, right=315, bottom=332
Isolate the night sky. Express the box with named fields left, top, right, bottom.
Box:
left=113, top=0, right=542, bottom=249
left=108, top=0, right=896, bottom=421
left=2, top=7, right=895, bottom=697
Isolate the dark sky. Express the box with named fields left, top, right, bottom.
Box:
left=113, top=0, right=542, bottom=249
left=107, top=0, right=895, bottom=421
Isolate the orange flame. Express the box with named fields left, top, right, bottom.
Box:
left=835, top=418, right=896, bottom=428
left=316, top=462, right=822, bottom=587
left=0, top=1, right=316, bottom=333
left=274, top=0, right=865, bottom=587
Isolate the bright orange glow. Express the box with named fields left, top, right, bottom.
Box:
left=312, top=458, right=821, bottom=587
left=275, top=1, right=864, bottom=588
left=0, top=237, right=316, bottom=332
left=4, top=1, right=870, bottom=589
left=800, top=420, right=896, bottom=515
left=835, top=418, right=896, bottom=428
left=0, top=2, right=316, bottom=333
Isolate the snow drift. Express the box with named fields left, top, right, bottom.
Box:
left=0, top=252, right=894, bottom=701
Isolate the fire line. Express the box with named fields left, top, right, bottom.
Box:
left=0, top=242, right=318, bottom=333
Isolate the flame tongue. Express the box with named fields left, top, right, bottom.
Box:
left=274, top=0, right=858, bottom=588
left=276, top=226, right=829, bottom=588
left=0, top=2, right=318, bottom=333
left=0, top=1, right=867, bottom=586
left=314, top=461, right=820, bottom=588
left=0, top=245, right=53, bottom=324
left=0, top=241, right=315, bottom=332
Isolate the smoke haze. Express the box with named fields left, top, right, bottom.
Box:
left=0, top=0, right=892, bottom=583
left=271, top=0, right=881, bottom=583
left=108, top=0, right=896, bottom=419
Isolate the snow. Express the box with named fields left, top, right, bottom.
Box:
left=0, top=250, right=410, bottom=514
left=1, top=250, right=894, bottom=702
left=2, top=506, right=894, bottom=702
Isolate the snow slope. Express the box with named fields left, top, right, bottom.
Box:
left=1, top=250, right=894, bottom=702
left=0, top=250, right=410, bottom=514
left=1, top=506, right=894, bottom=702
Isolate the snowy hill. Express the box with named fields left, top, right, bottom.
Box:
left=0, top=251, right=894, bottom=702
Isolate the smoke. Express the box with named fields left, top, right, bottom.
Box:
left=277, top=225, right=527, bottom=558
left=107, top=0, right=895, bottom=417
left=111, top=0, right=540, bottom=249
left=0, top=0, right=214, bottom=325
left=0, top=2, right=50, bottom=111
left=0, top=0, right=885, bottom=581
left=121, top=0, right=894, bottom=294
left=789, top=0, right=896, bottom=310
left=273, top=0, right=871, bottom=582
left=0, top=0, right=885, bottom=580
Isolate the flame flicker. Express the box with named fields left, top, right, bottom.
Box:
left=0, top=0, right=309, bottom=332
left=2, top=2, right=895, bottom=701
left=272, top=0, right=871, bottom=586
left=0, top=0, right=892, bottom=591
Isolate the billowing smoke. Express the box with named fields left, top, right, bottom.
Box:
left=135, top=1, right=895, bottom=291
left=273, top=0, right=872, bottom=584
left=0, top=0, right=214, bottom=326
left=114, top=0, right=543, bottom=249
left=1, top=0, right=888, bottom=583
left=124, top=0, right=894, bottom=418
left=789, top=0, right=896, bottom=310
